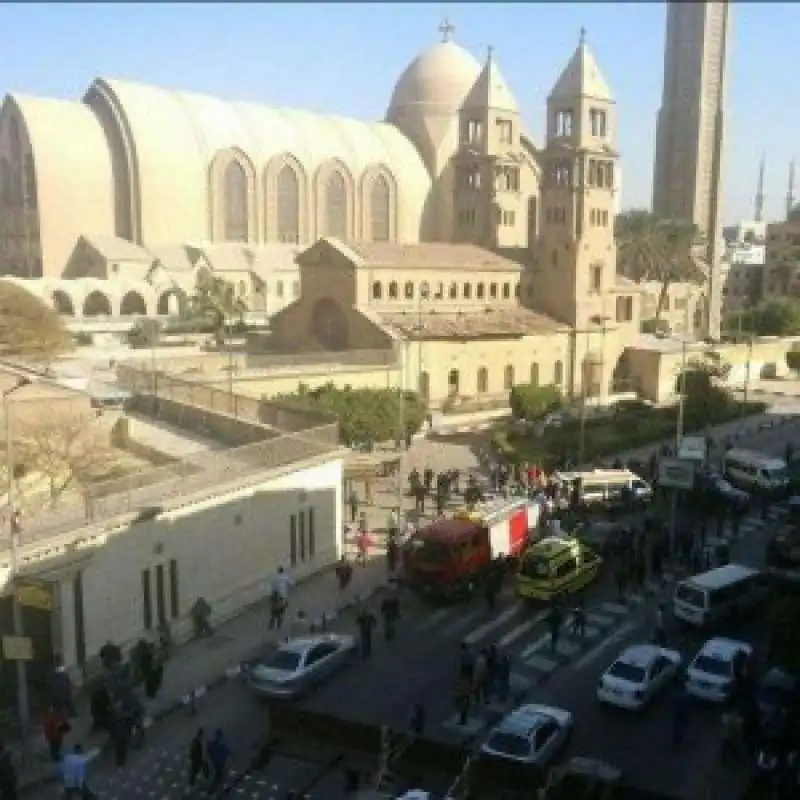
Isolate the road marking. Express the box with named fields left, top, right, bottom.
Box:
left=463, top=601, right=523, bottom=645
left=497, top=618, right=539, bottom=648
left=418, top=606, right=460, bottom=630
left=570, top=621, right=637, bottom=672
left=441, top=606, right=490, bottom=637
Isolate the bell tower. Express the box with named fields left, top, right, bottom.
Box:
left=453, top=47, right=526, bottom=248
left=537, top=30, right=619, bottom=329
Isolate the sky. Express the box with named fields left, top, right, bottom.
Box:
left=0, top=2, right=796, bottom=225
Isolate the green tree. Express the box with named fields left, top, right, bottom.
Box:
left=277, top=383, right=427, bottom=446
left=0, top=280, right=72, bottom=359
left=615, top=210, right=706, bottom=319
left=186, top=275, right=247, bottom=345
left=751, top=298, right=800, bottom=336
left=509, top=384, right=562, bottom=421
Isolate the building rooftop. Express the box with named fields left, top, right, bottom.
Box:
left=379, top=307, right=562, bottom=339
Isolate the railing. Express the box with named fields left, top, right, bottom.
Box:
left=0, top=422, right=339, bottom=552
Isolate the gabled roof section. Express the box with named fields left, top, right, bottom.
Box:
left=548, top=38, right=613, bottom=103
left=148, top=244, right=196, bottom=273
left=186, top=244, right=251, bottom=273
left=81, top=235, right=153, bottom=263
left=462, top=51, right=519, bottom=113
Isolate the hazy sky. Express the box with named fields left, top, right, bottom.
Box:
left=1, top=2, right=795, bottom=224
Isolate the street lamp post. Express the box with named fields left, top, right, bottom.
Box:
left=3, top=379, right=31, bottom=754
left=741, top=336, right=753, bottom=420
left=578, top=315, right=611, bottom=467
left=669, top=337, right=689, bottom=559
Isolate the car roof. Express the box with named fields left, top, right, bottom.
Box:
left=616, top=645, right=659, bottom=668
left=698, top=637, right=751, bottom=660
left=495, top=705, right=557, bottom=736
left=279, top=634, right=341, bottom=654
left=527, top=537, right=578, bottom=559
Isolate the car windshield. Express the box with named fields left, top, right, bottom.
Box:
left=520, top=555, right=550, bottom=579
left=607, top=661, right=646, bottom=683
left=693, top=654, right=731, bottom=677
left=675, top=584, right=705, bottom=608
left=410, top=538, right=452, bottom=564
left=262, top=650, right=302, bottom=672
left=485, top=731, right=531, bottom=758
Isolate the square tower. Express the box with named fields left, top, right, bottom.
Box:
left=537, top=33, right=618, bottom=330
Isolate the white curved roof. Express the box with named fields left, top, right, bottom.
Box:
left=388, top=41, right=481, bottom=115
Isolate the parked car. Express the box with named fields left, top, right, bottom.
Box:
left=245, top=633, right=356, bottom=699
left=480, top=704, right=572, bottom=767
left=597, top=644, right=682, bottom=711
left=685, top=637, right=752, bottom=703
left=757, top=666, right=799, bottom=734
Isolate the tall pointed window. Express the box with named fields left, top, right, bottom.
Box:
left=8, top=118, right=22, bottom=205
left=223, top=161, right=248, bottom=242
left=23, top=155, right=37, bottom=209
left=369, top=175, right=390, bottom=241
left=323, top=171, right=347, bottom=239
left=276, top=164, right=300, bottom=243
left=0, top=158, right=10, bottom=208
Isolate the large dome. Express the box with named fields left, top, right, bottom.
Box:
left=387, top=41, right=481, bottom=117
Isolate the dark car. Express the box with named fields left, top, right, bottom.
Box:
left=757, top=667, right=799, bottom=734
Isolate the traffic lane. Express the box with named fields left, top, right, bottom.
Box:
left=532, top=614, right=766, bottom=799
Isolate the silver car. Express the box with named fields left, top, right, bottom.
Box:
left=480, top=704, right=573, bottom=767
left=246, top=633, right=356, bottom=699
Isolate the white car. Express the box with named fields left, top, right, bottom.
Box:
left=597, top=644, right=682, bottom=710
left=480, top=704, right=573, bottom=767
left=685, top=637, right=752, bottom=703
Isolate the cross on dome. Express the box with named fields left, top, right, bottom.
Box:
left=579, top=26, right=587, bottom=45
left=439, top=18, right=455, bottom=42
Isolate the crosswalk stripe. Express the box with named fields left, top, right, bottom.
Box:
left=440, top=606, right=490, bottom=637
left=417, top=606, right=461, bottom=630
left=463, top=601, right=523, bottom=645
left=496, top=618, right=540, bottom=648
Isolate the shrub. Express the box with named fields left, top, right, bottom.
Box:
left=509, top=383, right=562, bottom=421
left=128, top=319, right=162, bottom=349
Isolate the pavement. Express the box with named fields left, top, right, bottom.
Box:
left=15, top=405, right=800, bottom=797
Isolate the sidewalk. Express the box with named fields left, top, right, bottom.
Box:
left=13, top=553, right=392, bottom=791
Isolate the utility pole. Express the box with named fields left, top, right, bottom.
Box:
left=3, top=382, right=30, bottom=754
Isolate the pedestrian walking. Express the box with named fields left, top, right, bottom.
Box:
left=335, top=556, right=353, bottom=591
left=472, top=649, right=489, bottom=704
left=570, top=597, right=586, bottom=638
left=380, top=591, right=400, bottom=641
left=43, top=705, right=69, bottom=762
left=547, top=604, right=563, bottom=654
left=348, top=489, right=359, bottom=523
left=455, top=676, right=472, bottom=726
left=653, top=603, right=667, bottom=647
left=356, top=531, right=371, bottom=567
left=188, top=727, right=207, bottom=788
left=268, top=590, right=286, bottom=630
left=271, top=566, right=294, bottom=605
left=458, top=642, right=473, bottom=681
left=207, top=729, right=232, bottom=795
left=356, top=607, right=376, bottom=659
left=61, top=744, right=93, bottom=798
left=386, top=536, right=398, bottom=575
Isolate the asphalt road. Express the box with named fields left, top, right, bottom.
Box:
left=26, top=416, right=800, bottom=800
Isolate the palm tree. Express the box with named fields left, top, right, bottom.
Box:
left=615, top=210, right=706, bottom=320
left=186, top=275, right=247, bottom=345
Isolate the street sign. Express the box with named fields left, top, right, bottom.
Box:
left=658, top=457, right=695, bottom=490
left=2, top=635, right=33, bottom=661
left=15, top=581, right=53, bottom=611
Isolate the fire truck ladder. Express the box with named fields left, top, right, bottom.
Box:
left=444, top=753, right=475, bottom=799
left=373, top=726, right=414, bottom=794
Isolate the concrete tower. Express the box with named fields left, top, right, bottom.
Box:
left=787, top=159, right=796, bottom=219
left=754, top=155, right=765, bottom=223
left=652, top=1, right=731, bottom=339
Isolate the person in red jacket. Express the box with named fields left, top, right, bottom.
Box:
left=43, top=705, right=69, bottom=762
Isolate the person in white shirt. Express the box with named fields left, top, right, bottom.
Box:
left=62, top=743, right=95, bottom=797
left=271, top=566, right=293, bottom=602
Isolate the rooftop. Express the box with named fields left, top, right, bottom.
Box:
left=379, top=307, right=562, bottom=339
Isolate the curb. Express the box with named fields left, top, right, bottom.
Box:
left=17, top=583, right=385, bottom=793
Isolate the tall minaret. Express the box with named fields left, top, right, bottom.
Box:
left=754, top=155, right=765, bottom=222
left=652, top=1, right=731, bottom=339
left=787, top=159, right=796, bottom=219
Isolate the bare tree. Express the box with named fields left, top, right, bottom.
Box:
left=13, top=418, right=122, bottom=505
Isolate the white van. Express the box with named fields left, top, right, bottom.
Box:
left=673, top=564, right=767, bottom=628
left=554, top=469, right=652, bottom=509
left=723, top=449, right=788, bottom=493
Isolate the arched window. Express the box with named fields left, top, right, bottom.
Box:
left=276, top=280, right=284, bottom=299
left=370, top=175, right=390, bottom=241
left=476, top=283, right=485, bottom=300
left=504, top=365, right=515, bottom=390
left=388, top=281, right=398, bottom=299
left=276, top=164, right=300, bottom=243
left=404, top=281, right=414, bottom=300
left=223, top=161, right=248, bottom=242
left=0, top=158, right=10, bottom=207
left=463, top=283, right=472, bottom=299
left=448, top=369, right=460, bottom=395
left=514, top=283, right=521, bottom=298
left=323, top=171, right=347, bottom=239
left=530, top=363, right=540, bottom=386
left=490, top=283, right=498, bottom=300
left=448, top=282, right=458, bottom=300
left=372, top=281, right=382, bottom=300
left=502, top=283, right=511, bottom=299
left=477, top=367, right=488, bottom=394
left=9, top=119, right=21, bottom=162
left=554, top=360, right=564, bottom=385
